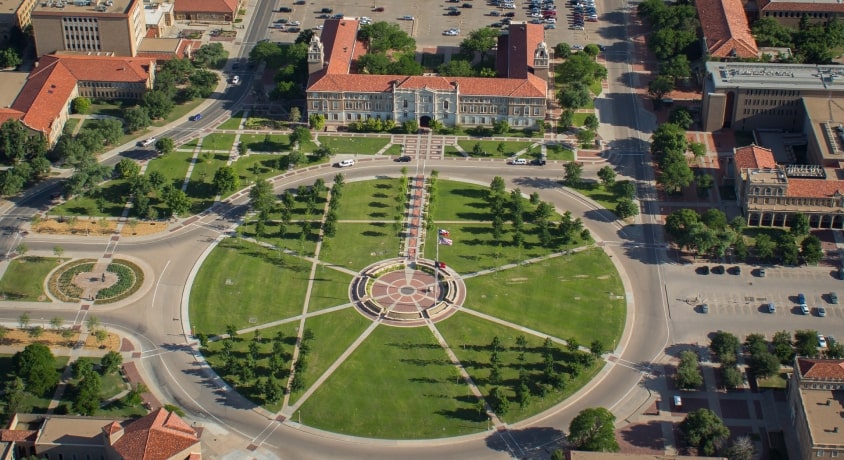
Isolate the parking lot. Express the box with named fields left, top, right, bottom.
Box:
left=665, top=262, right=844, bottom=345
left=264, top=0, right=601, bottom=53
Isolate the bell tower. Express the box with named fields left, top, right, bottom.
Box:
left=533, top=41, right=549, bottom=80
left=307, top=34, right=325, bottom=75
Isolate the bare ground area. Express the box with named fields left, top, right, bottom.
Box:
left=2, top=328, right=121, bottom=352
left=32, top=218, right=168, bottom=237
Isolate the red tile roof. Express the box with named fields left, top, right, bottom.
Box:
left=323, top=18, right=360, bottom=75
left=696, top=0, right=759, bottom=58
left=0, top=429, right=37, bottom=443
left=111, top=408, right=200, bottom=460
left=798, top=358, right=844, bottom=380
left=9, top=54, right=152, bottom=138
left=787, top=178, right=844, bottom=198
left=174, top=0, right=237, bottom=14
left=734, top=145, right=776, bottom=170
left=103, top=421, right=122, bottom=435
left=758, top=0, right=844, bottom=13
left=497, top=22, right=545, bottom=79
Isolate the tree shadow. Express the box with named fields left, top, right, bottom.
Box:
left=484, top=426, right=566, bottom=455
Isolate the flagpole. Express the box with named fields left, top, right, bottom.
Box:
left=435, top=236, right=439, bottom=301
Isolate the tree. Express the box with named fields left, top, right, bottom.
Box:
left=669, top=107, right=694, bottom=129
left=597, top=166, right=616, bottom=188
left=689, top=141, right=706, bottom=158
left=680, top=409, right=729, bottom=456
left=141, top=90, right=174, bottom=119
left=192, top=42, right=227, bottom=69
left=724, top=436, right=756, bottom=460
left=777, top=234, right=799, bottom=265
left=790, top=212, right=810, bottom=236
left=115, top=158, right=140, bottom=180
left=459, top=27, right=500, bottom=63
left=722, top=365, right=743, bottom=390
left=771, top=330, right=794, bottom=364
left=658, top=156, right=694, bottom=193
left=584, top=114, right=600, bottom=131
left=748, top=351, right=781, bottom=379
left=795, top=329, right=820, bottom=357
left=801, top=234, right=824, bottom=264
left=554, top=42, right=572, bottom=58
left=437, top=59, right=476, bottom=77
left=615, top=198, right=639, bottom=219
left=12, top=343, right=59, bottom=396
left=101, top=351, right=123, bottom=375
left=676, top=350, right=702, bottom=389
left=0, top=47, right=21, bottom=69
left=155, top=138, right=174, bottom=155
left=18, top=312, right=30, bottom=329
left=660, top=54, right=691, bottom=82
left=73, top=371, right=102, bottom=415
left=710, top=331, right=740, bottom=365
left=558, top=82, right=592, bottom=109
left=754, top=234, right=775, bottom=261
left=489, top=386, right=510, bottom=415
left=71, top=97, right=91, bottom=114
left=564, top=161, right=583, bottom=187
left=559, top=109, right=575, bottom=130
left=567, top=407, right=619, bottom=452
left=648, top=75, right=675, bottom=101
left=213, top=166, right=240, bottom=195
left=122, top=106, right=151, bottom=132
left=165, top=188, right=191, bottom=217
left=576, top=129, right=596, bottom=147
left=289, top=107, right=301, bottom=123
left=701, top=209, right=728, bottom=230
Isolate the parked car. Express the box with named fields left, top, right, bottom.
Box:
left=819, top=334, right=828, bottom=348
left=800, top=304, right=810, bottom=315
left=728, top=266, right=741, bottom=275
left=767, top=302, right=776, bottom=313
left=509, top=158, right=528, bottom=165
left=818, top=306, right=827, bottom=317
left=320, top=7, right=333, bottom=13
left=401, top=15, right=414, bottom=20
left=831, top=292, right=839, bottom=304
left=712, top=265, right=725, bottom=274
left=231, top=75, right=240, bottom=84
left=279, top=6, right=292, bottom=12
left=336, top=159, right=355, bottom=168
left=798, top=293, right=806, bottom=304
left=530, top=158, right=546, bottom=166
left=395, top=156, right=412, bottom=162
left=700, top=304, right=709, bottom=313
left=373, top=6, right=385, bottom=11
left=189, top=113, right=202, bottom=121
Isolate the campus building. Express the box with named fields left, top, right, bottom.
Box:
left=31, top=0, right=146, bottom=57
left=730, top=144, right=844, bottom=228
left=700, top=61, right=844, bottom=132
left=0, top=408, right=202, bottom=459
left=788, top=358, right=844, bottom=459
left=566, top=452, right=725, bottom=460
left=173, top=0, right=239, bottom=23
left=754, top=0, right=844, bottom=27
left=306, top=19, right=548, bottom=130
left=696, top=0, right=759, bottom=59
left=0, top=53, right=155, bottom=146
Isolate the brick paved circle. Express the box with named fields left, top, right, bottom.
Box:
left=351, top=258, right=466, bottom=327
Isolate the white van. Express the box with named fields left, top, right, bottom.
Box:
left=232, top=75, right=240, bottom=84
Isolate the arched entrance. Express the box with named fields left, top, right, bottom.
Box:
left=419, top=116, right=432, bottom=127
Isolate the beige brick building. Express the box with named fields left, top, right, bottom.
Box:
left=788, top=358, right=844, bottom=459
left=32, top=0, right=146, bottom=57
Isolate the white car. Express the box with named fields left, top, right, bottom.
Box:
left=231, top=75, right=240, bottom=84
left=401, top=15, right=414, bottom=20
left=138, top=137, right=156, bottom=147
left=509, top=158, right=528, bottom=165
left=289, top=20, right=300, bottom=26
left=336, top=159, right=355, bottom=168
left=819, top=334, right=828, bottom=348
left=545, top=18, right=556, bottom=23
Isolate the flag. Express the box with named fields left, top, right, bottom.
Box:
left=438, top=237, right=453, bottom=246
left=438, top=229, right=450, bottom=237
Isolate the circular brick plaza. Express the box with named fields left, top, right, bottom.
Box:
left=351, top=258, right=467, bottom=326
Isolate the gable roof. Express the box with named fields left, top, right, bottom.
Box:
left=322, top=18, right=360, bottom=75
left=787, top=178, right=844, bottom=198
left=734, top=144, right=776, bottom=170
left=496, top=22, right=545, bottom=79
left=758, top=0, right=844, bottom=13
left=111, top=408, right=200, bottom=460
left=173, top=0, right=237, bottom=14
left=8, top=54, right=152, bottom=138
left=798, top=358, right=844, bottom=380
left=696, top=0, right=759, bottom=58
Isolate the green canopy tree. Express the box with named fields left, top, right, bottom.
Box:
left=676, top=350, right=703, bottom=389
left=12, top=343, right=59, bottom=396
left=568, top=407, right=619, bottom=452
left=680, top=409, right=729, bottom=456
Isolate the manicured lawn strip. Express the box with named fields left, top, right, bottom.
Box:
left=51, top=180, right=130, bottom=217
left=240, top=133, right=317, bottom=153
left=383, top=144, right=402, bottom=156
left=571, top=182, right=619, bottom=210
left=463, top=249, right=624, bottom=346
left=289, top=308, right=370, bottom=404
left=430, top=180, right=491, bottom=222
left=436, top=312, right=603, bottom=423
left=299, top=325, right=486, bottom=438
left=185, top=153, right=228, bottom=211
left=0, top=257, right=61, bottom=301
left=181, top=138, right=199, bottom=149
left=757, top=372, right=787, bottom=389
left=238, top=221, right=320, bottom=257
left=232, top=154, right=285, bottom=184
left=189, top=239, right=311, bottom=335
left=203, top=325, right=297, bottom=413
left=145, top=150, right=194, bottom=189
left=589, top=79, right=602, bottom=97
left=317, top=136, right=390, bottom=155
left=306, top=265, right=354, bottom=311
left=424, top=223, right=562, bottom=274
left=151, top=98, right=204, bottom=128
left=444, top=146, right=464, bottom=157
left=545, top=144, right=575, bottom=162
left=334, top=179, right=401, bottom=221
left=457, top=140, right=534, bottom=157
left=319, top=223, right=400, bottom=269
left=218, top=112, right=244, bottom=130
left=201, top=133, right=236, bottom=151
left=572, top=112, right=591, bottom=127
left=97, top=399, right=149, bottom=418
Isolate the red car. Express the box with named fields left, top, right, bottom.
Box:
left=373, top=6, right=385, bottom=12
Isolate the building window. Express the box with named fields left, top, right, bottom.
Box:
left=443, top=100, right=449, bottom=110
left=403, top=100, right=408, bottom=108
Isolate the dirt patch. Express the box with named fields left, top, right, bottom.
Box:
left=2, top=328, right=121, bottom=352
left=32, top=218, right=168, bottom=237
left=597, top=275, right=611, bottom=279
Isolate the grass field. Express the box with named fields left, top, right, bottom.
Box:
left=319, top=223, right=400, bottom=269
left=240, top=134, right=317, bottom=153
left=289, top=308, right=371, bottom=404
left=232, top=154, right=285, bottom=183
left=218, top=112, right=244, bottom=130
left=383, top=144, right=403, bottom=156
left=180, top=138, right=199, bottom=149
left=463, top=249, right=624, bottom=345
left=0, top=355, right=69, bottom=413
left=444, top=146, right=464, bottom=157
left=436, top=312, right=604, bottom=422
left=572, top=112, right=592, bottom=127
left=238, top=220, right=321, bottom=256
left=51, top=180, right=130, bottom=217
left=185, top=153, right=229, bottom=209
left=457, top=140, right=534, bottom=157
left=0, top=257, right=61, bottom=301
left=317, top=136, right=390, bottom=155
left=334, top=179, right=401, bottom=221
left=145, top=150, right=194, bottom=189
left=545, top=144, right=575, bottom=161
left=298, top=325, right=486, bottom=438
left=572, top=181, right=621, bottom=211
left=201, top=133, right=237, bottom=151
left=430, top=181, right=491, bottom=222
left=189, top=239, right=313, bottom=335
left=306, top=265, right=354, bottom=311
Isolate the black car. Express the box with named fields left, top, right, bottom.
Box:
left=321, top=7, right=333, bottom=13
left=504, top=11, right=516, bottom=16
left=698, top=266, right=710, bottom=275
left=395, top=156, right=412, bottom=162
left=448, top=10, right=462, bottom=15
left=294, top=0, right=305, bottom=4
left=530, top=158, right=547, bottom=166
left=462, top=2, right=473, bottom=7
left=712, top=265, right=725, bottom=274
left=279, top=6, right=292, bottom=12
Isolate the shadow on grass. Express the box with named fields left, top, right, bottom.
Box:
left=369, top=201, right=389, bottom=209
left=450, top=188, right=488, bottom=200
left=375, top=183, right=392, bottom=190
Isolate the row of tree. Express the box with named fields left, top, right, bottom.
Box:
left=650, top=122, right=709, bottom=195
left=752, top=16, right=844, bottom=64
left=665, top=207, right=824, bottom=264
left=0, top=119, right=51, bottom=196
